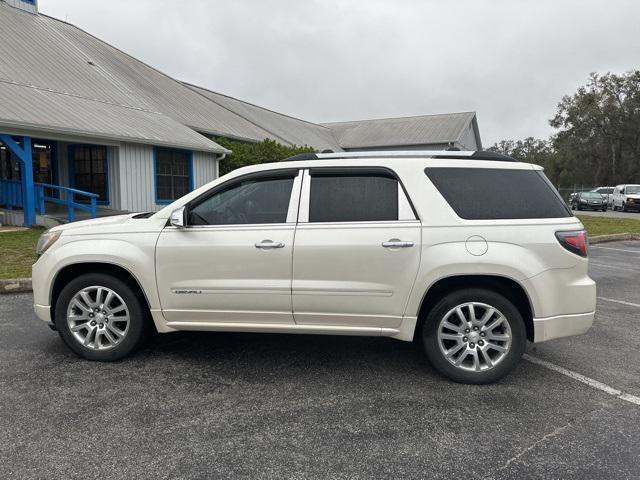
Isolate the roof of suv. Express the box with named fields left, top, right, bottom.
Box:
left=286, top=150, right=517, bottom=162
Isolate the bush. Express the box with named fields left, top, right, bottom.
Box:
left=215, top=138, right=315, bottom=176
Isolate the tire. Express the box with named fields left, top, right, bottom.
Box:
left=421, top=288, right=527, bottom=384
left=602, top=207, right=607, bottom=212
left=622, top=203, right=627, bottom=212
left=54, top=273, right=150, bottom=361
left=571, top=204, right=576, bottom=211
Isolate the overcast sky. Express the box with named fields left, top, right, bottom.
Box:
left=38, top=0, right=640, bottom=146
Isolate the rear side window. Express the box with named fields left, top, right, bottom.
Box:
left=425, top=167, right=571, bottom=220
left=309, top=174, right=398, bottom=222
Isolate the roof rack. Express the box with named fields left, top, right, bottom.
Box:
left=285, top=150, right=517, bottom=162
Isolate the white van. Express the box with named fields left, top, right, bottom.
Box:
left=612, top=184, right=640, bottom=212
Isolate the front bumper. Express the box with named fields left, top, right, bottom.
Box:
left=34, top=303, right=52, bottom=324
left=532, top=311, right=595, bottom=343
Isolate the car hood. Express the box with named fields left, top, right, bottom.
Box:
left=49, top=214, right=137, bottom=233
left=625, top=194, right=640, bottom=200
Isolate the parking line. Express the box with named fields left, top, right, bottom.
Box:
left=523, top=354, right=640, bottom=406
left=589, top=262, right=639, bottom=272
left=597, top=296, right=640, bottom=308
left=591, top=246, right=640, bottom=254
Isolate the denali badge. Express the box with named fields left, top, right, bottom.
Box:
left=173, top=289, right=203, bottom=294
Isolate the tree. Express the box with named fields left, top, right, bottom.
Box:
left=551, top=71, right=640, bottom=185
left=490, top=70, right=640, bottom=187
left=488, top=137, right=559, bottom=181
left=215, top=137, right=315, bottom=176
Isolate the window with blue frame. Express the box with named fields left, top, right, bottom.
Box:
left=155, top=148, right=192, bottom=203
left=21, top=0, right=36, bottom=5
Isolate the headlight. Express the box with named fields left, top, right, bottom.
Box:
left=36, top=230, right=61, bottom=256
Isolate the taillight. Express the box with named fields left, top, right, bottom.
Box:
left=555, top=230, right=588, bottom=257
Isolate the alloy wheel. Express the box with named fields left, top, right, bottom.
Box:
left=66, top=286, right=130, bottom=350
left=437, top=302, right=512, bottom=372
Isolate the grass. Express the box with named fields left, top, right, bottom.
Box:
left=0, top=228, right=43, bottom=280
left=577, top=215, right=640, bottom=237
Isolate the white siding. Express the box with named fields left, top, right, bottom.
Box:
left=4, top=0, right=37, bottom=14
left=118, top=143, right=155, bottom=212
left=193, top=151, right=219, bottom=188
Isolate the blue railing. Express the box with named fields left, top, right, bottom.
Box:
left=0, top=179, right=98, bottom=222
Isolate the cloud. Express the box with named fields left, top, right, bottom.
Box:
left=39, top=0, right=640, bottom=145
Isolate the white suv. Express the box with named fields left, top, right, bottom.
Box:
left=32, top=151, right=596, bottom=384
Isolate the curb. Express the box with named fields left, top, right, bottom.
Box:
left=1, top=234, right=638, bottom=295
left=0, top=278, right=32, bottom=294
left=589, top=233, right=640, bottom=244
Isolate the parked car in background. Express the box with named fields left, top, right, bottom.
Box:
left=567, top=192, right=580, bottom=205
left=590, top=186, right=614, bottom=207
left=612, top=184, right=640, bottom=212
left=31, top=150, right=596, bottom=384
left=571, top=192, right=608, bottom=211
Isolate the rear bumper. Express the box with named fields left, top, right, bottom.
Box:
left=532, top=311, right=595, bottom=343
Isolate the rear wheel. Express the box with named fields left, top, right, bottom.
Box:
left=54, top=273, right=150, bottom=361
left=422, top=289, right=526, bottom=384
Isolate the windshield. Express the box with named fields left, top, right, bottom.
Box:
left=625, top=186, right=640, bottom=194
left=582, top=192, right=603, bottom=199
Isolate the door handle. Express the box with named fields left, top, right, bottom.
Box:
left=382, top=239, right=414, bottom=249
left=255, top=240, right=285, bottom=249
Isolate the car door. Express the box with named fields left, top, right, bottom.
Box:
left=614, top=186, right=623, bottom=208
left=292, top=168, right=421, bottom=329
left=155, top=169, right=302, bottom=325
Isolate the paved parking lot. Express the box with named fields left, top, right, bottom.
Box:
left=1, top=242, right=639, bottom=480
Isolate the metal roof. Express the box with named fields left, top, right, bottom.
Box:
left=0, top=3, right=257, bottom=151
left=322, top=112, right=479, bottom=149
left=184, top=84, right=343, bottom=151
left=0, top=1, right=482, bottom=154
left=0, top=80, right=227, bottom=152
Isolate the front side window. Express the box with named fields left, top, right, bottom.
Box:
left=188, top=174, right=295, bottom=226
left=308, top=173, right=402, bottom=223
left=156, top=148, right=192, bottom=203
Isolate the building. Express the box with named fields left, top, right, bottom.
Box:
left=0, top=0, right=482, bottom=227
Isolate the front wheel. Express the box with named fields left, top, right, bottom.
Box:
left=54, top=273, right=150, bottom=361
left=422, top=289, right=527, bottom=384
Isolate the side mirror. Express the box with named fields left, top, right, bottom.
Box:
left=169, top=206, right=186, bottom=228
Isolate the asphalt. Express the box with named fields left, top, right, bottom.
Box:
left=1, top=242, right=639, bottom=479
left=575, top=208, right=640, bottom=219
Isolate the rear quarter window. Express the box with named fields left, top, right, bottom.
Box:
left=424, top=167, right=571, bottom=220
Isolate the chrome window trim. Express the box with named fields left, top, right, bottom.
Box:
left=164, top=223, right=296, bottom=232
